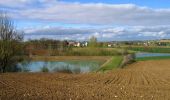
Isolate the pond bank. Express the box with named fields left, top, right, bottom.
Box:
left=98, top=56, right=123, bottom=72
left=30, top=56, right=111, bottom=62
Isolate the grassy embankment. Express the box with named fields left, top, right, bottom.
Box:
left=31, top=47, right=125, bottom=56
left=125, top=46, right=170, bottom=53
left=31, top=56, right=111, bottom=62
left=136, top=56, right=170, bottom=61
left=98, top=56, right=123, bottom=72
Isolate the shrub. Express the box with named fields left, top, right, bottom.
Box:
left=41, top=66, right=49, bottom=72
left=120, top=54, right=136, bottom=68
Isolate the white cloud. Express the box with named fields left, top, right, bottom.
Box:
left=23, top=25, right=170, bottom=41
left=0, top=0, right=34, bottom=8
left=0, top=2, right=169, bottom=26
left=1, top=1, right=170, bottom=40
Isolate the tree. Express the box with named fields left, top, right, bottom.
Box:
left=0, top=11, right=23, bottom=73
left=89, top=36, right=98, bottom=47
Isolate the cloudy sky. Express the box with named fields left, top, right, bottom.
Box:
left=1, top=0, right=170, bottom=41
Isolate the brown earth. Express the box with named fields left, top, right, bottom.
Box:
left=1, top=60, right=170, bottom=100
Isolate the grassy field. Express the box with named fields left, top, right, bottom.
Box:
left=136, top=56, right=170, bottom=61
left=98, top=56, right=123, bottom=72
left=30, top=47, right=127, bottom=56
left=125, top=46, right=170, bottom=53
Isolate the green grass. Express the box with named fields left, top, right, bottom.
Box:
left=136, top=56, right=170, bottom=61
left=47, top=47, right=126, bottom=56
left=69, top=48, right=122, bottom=56
left=98, top=56, right=123, bottom=72
left=126, top=46, right=170, bottom=53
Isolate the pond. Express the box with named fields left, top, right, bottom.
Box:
left=135, top=52, right=170, bottom=58
left=17, top=60, right=103, bottom=73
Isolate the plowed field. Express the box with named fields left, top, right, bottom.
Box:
left=1, top=60, right=170, bottom=100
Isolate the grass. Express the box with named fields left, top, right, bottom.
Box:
left=30, top=47, right=125, bottom=56
left=68, top=47, right=122, bottom=56
left=98, top=56, right=123, bottom=72
left=136, top=56, right=170, bottom=61
left=126, top=46, right=170, bottom=53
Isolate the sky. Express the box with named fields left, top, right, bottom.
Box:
left=0, top=0, right=170, bottom=41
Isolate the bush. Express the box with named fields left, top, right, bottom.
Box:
left=98, top=56, right=123, bottom=72
left=120, top=54, right=136, bottom=68
left=41, top=66, right=49, bottom=72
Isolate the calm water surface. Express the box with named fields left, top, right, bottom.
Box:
left=17, top=60, right=103, bottom=73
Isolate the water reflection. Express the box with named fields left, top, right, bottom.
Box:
left=17, top=61, right=102, bottom=73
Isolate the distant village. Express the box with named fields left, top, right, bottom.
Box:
left=67, top=39, right=170, bottom=48
left=67, top=41, right=88, bottom=47
left=25, top=39, right=170, bottom=52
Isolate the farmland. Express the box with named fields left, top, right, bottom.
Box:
left=1, top=59, right=170, bottom=100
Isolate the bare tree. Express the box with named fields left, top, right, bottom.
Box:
left=0, top=11, right=23, bottom=73
left=89, top=36, right=98, bottom=47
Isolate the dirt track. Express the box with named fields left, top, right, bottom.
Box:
left=1, top=60, right=170, bottom=100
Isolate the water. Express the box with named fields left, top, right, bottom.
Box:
left=17, top=60, right=102, bottom=73
left=136, top=52, right=170, bottom=58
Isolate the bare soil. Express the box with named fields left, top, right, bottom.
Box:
left=1, top=60, right=170, bottom=100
